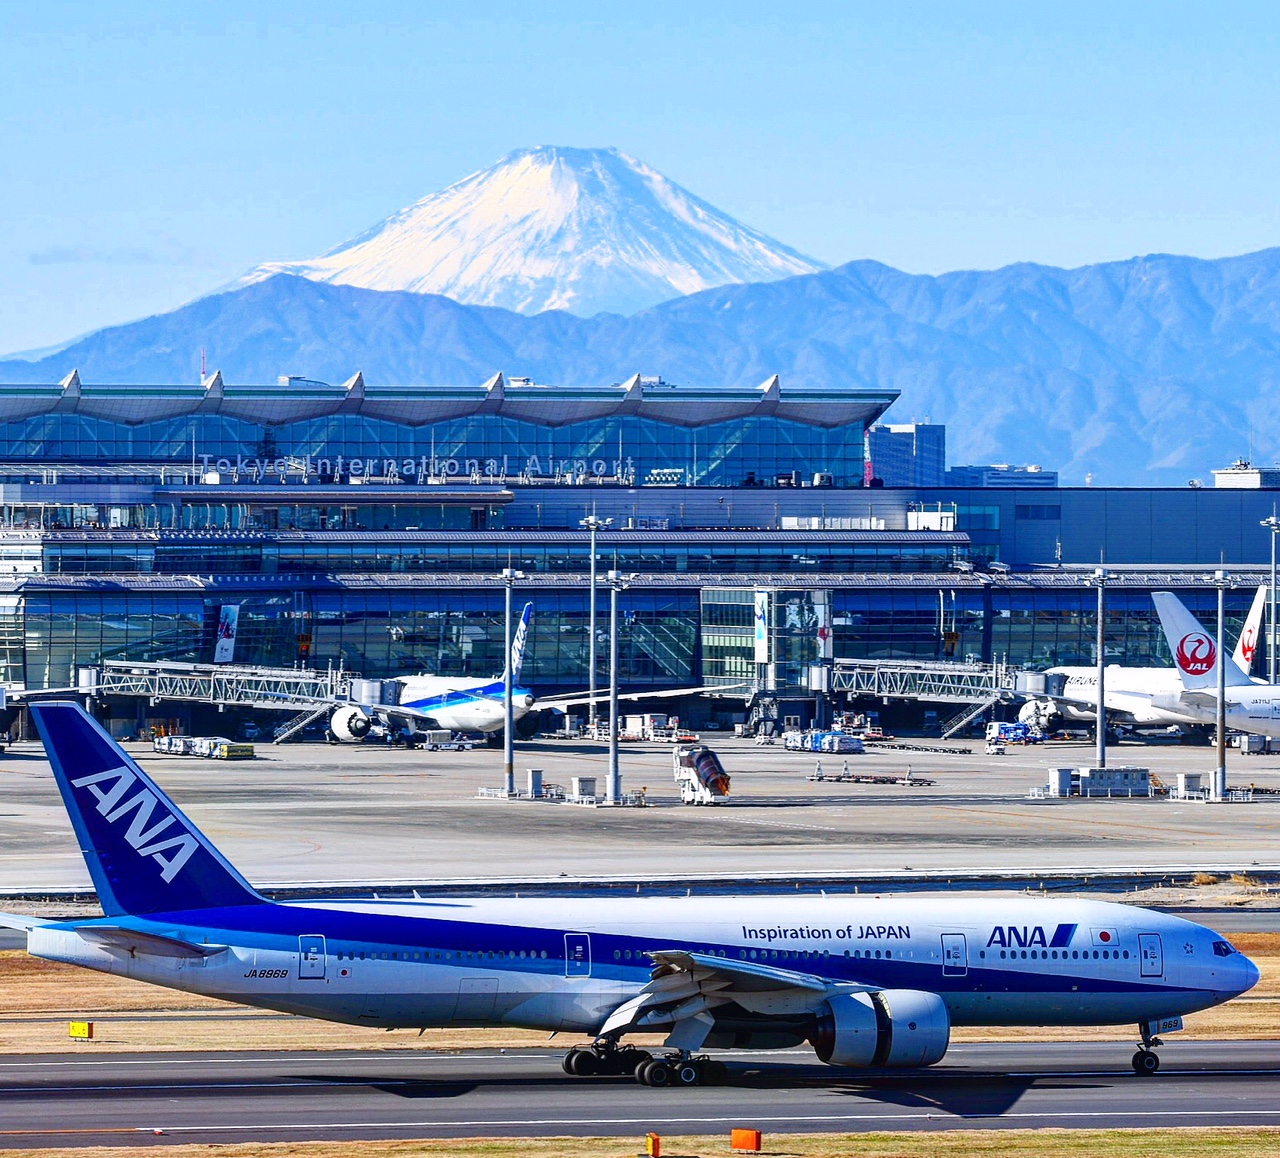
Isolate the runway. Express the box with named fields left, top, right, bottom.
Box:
left=4, top=1042, right=1280, bottom=1147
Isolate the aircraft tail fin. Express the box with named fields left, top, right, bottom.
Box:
left=1152, top=592, right=1254, bottom=691
left=29, top=702, right=267, bottom=917
left=1234, top=583, right=1268, bottom=675
left=505, top=602, right=533, bottom=685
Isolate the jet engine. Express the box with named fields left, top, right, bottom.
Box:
left=811, top=989, right=950, bottom=1068
left=329, top=706, right=372, bottom=742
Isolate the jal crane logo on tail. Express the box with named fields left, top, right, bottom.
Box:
left=1241, top=625, right=1258, bottom=665
left=1175, top=632, right=1216, bottom=676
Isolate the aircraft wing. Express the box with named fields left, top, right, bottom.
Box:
left=599, top=948, right=874, bottom=1051
left=538, top=684, right=751, bottom=712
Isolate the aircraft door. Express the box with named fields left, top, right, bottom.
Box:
left=564, top=933, right=592, bottom=977
left=1138, top=933, right=1164, bottom=978
left=298, top=935, right=326, bottom=979
left=941, top=933, right=968, bottom=977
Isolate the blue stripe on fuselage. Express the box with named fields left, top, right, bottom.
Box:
left=403, top=682, right=532, bottom=713
left=44, top=903, right=1205, bottom=999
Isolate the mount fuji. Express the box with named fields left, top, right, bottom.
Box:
left=237, top=146, right=827, bottom=317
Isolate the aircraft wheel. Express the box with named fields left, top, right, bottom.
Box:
left=562, top=1048, right=582, bottom=1075
left=1132, top=1049, right=1160, bottom=1075
left=639, top=1059, right=672, bottom=1087
left=675, top=1061, right=702, bottom=1086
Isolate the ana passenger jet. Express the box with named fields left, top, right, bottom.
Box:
left=329, top=603, right=536, bottom=740
left=2, top=703, right=1259, bottom=1085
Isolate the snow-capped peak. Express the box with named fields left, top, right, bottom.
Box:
left=239, top=146, right=827, bottom=316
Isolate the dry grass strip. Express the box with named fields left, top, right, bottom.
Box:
left=5, top=1128, right=1280, bottom=1158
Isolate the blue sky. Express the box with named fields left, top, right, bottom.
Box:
left=3, top=1, right=1280, bottom=353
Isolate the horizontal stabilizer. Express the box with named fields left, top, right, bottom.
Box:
left=0, top=912, right=50, bottom=931
left=76, top=925, right=228, bottom=959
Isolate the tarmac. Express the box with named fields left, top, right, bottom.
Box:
left=3, top=733, right=1280, bottom=894
left=4, top=1042, right=1280, bottom=1144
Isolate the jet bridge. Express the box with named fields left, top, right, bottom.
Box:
left=830, top=658, right=1018, bottom=739
left=81, top=660, right=352, bottom=712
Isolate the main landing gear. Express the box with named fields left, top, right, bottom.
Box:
left=562, top=1041, right=652, bottom=1078
left=1132, top=1024, right=1163, bottom=1076
left=636, top=1053, right=729, bottom=1087
left=562, top=1042, right=729, bottom=1086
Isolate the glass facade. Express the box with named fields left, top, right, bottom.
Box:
left=0, top=410, right=869, bottom=489
left=2, top=581, right=1264, bottom=694
left=37, top=536, right=964, bottom=577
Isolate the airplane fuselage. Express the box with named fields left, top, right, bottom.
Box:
left=1049, top=666, right=1197, bottom=726
left=28, top=895, right=1254, bottom=1036
left=395, top=675, right=536, bottom=733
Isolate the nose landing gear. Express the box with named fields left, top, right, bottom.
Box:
left=1132, top=1024, right=1163, bottom=1075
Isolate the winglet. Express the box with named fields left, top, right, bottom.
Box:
left=29, top=702, right=266, bottom=916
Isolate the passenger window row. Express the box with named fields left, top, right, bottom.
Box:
left=333, top=949, right=551, bottom=961
left=982, top=948, right=1129, bottom=961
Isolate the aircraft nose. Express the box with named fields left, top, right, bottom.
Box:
left=1236, top=953, right=1262, bottom=996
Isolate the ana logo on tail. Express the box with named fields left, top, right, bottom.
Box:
left=1175, top=632, right=1216, bottom=676
left=70, top=765, right=199, bottom=883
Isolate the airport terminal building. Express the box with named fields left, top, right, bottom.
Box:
left=1, top=370, right=1278, bottom=728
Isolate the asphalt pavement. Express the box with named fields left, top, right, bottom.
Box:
left=3, top=1042, right=1280, bottom=1147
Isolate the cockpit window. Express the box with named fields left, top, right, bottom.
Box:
left=1212, top=940, right=1236, bottom=957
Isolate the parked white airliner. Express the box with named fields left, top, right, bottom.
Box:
left=329, top=603, right=536, bottom=740
left=1026, top=584, right=1267, bottom=731
left=0, top=703, right=1258, bottom=1085
left=1152, top=589, right=1280, bottom=737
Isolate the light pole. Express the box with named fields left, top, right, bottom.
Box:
left=606, top=569, right=637, bottom=805
left=499, top=567, right=525, bottom=797
left=1262, top=510, right=1280, bottom=685
left=1089, top=567, right=1108, bottom=768
left=579, top=510, right=613, bottom=735
left=1212, top=569, right=1232, bottom=801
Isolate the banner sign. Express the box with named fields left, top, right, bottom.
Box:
left=754, top=590, right=770, bottom=664
left=214, top=604, right=241, bottom=664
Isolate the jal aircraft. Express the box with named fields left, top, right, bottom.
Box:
left=0, top=702, right=1258, bottom=1084
left=1026, top=584, right=1267, bottom=731
left=1151, top=589, right=1280, bottom=736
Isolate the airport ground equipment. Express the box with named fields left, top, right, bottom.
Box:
left=809, top=763, right=935, bottom=787
left=783, top=730, right=865, bottom=753
left=674, top=745, right=730, bottom=804
left=986, top=721, right=1044, bottom=745
left=151, top=735, right=254, bottom=759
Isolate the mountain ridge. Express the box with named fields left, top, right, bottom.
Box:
left=6, top=246, right=1280, bottom=486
